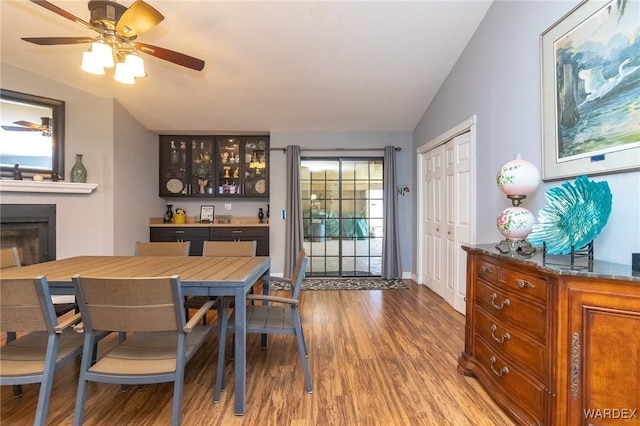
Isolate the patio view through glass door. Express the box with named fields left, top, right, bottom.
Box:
left=301, top=158, right=383, bottom=277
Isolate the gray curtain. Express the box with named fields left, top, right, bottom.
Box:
left=284, top=145, right=304, bottom=279
left=381, top=146, right=402, bottom=279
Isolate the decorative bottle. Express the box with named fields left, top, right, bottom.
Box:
left=70, top=154, right=87, bottom=183
left=163, top=204, right=174, bottom=223
left=258, top=208, right=265, bottom=223
left=266, top=204, right=270, bottom=222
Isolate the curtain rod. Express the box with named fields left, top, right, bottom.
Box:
left=270, top=146, right=401, bottom=152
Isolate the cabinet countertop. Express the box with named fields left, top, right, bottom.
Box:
left=150, top=223, right=269, bottom=228
left=149, top=217, right=269, bottom=228
left=463, top=243, right=639, bottom=283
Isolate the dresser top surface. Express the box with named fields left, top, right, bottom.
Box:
left=464, top=244, right=640, bottom=283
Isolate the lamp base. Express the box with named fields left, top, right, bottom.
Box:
left=495, top=239, right=539, bottom=258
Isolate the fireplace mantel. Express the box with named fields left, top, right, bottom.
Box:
left=0, top=180, right=97, bottom=194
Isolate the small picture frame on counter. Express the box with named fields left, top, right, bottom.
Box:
left=200, top=205, right=214, bottom=223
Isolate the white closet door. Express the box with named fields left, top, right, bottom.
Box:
left=423, top=144, right=445, bottom=295
left=443, top=141, right=455, bottom=307
left=421, top=131, right=473, bottom=314
left=453, top=132, right=472, bottom=314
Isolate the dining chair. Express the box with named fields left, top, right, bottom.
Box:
left=185, top=240, right=257, bottom=323
left=72, top=275, right=215, bottom=426
left=201, top=240, right=257, bottom=257
left=0, top=276, right=85, bottom=426
left=214, top=249, right=313, bottom=402
left=1, top=247, right=77, bottom=344
left=134, top=241, right=191, bottom=256
left=0, top=246, right=21, bottom=269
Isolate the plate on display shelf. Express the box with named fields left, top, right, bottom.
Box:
left=166, top=178, right=184, bottom=194
left=255, top=179, right=266, bottom=194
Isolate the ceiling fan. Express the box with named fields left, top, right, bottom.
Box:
left=2, top=117, right=52, bottom=136
left=21, top=0, right=205, bottom=83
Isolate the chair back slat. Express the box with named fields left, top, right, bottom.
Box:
left=290, top=250, right=308, bottom=300
left=134, top=241, right=190, bottom=256
left=0, top=247, right=21, bottom=269
left=73, top=276, right=182, bottom=332
left=202, top=241, right=256, bottom=257
left=0, top=277, right=55, bottom=333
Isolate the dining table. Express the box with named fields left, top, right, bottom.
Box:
left=0, top=254, right=270, bottom=415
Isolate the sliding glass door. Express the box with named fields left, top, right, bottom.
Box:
left=301, top=158, right=383, bottom=277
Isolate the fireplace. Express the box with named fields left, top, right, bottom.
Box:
left=0, top=204, right=56, bottom=265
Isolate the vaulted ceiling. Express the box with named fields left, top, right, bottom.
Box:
left=1, top=1, right=492, bottom=133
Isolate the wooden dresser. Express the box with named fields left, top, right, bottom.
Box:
left=458, top=245, right=640, bottom=426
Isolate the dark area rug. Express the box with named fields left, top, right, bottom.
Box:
left=270, top=278, right=408, bottom=291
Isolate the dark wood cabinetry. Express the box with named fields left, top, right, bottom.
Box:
left=215, top=136, right=269, bottom=198
left=150, top=225, right=269, bottom=256
left=159, top=135, right=269, bottom=198
left=458, top=245, right=640, bottom=426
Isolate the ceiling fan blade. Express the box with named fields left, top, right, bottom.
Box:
left=116, top=0, right=164, bottom=38
left=136, top=42, right=205, bottom=71
left=13, top=121, right=44, bottom=130
left=1, top=125, right=40, bottom=132
left=29, top=0, right=96, bottom=32
left=22, top=36, right=96, bottom=46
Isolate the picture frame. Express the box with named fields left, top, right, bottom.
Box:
left=540, top=0, right=640, bottom=181
left=200, top=205, right=214, bottom=223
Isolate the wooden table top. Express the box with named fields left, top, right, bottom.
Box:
left=0, top=255, right=270, bottom=293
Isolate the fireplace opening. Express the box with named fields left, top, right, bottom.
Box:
left=0, top=204, right=56, bottom=265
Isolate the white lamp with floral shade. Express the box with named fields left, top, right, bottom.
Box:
left=495, top=154, right=540, bottom=255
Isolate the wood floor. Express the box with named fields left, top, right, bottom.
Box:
left=1, top=281, right=516, bottom=425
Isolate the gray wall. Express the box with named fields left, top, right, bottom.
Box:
left=1, top=63, right=160, bottom=257
left=413, top=0, right=640, bottom=266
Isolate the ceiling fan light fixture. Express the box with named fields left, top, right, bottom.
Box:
left=124, top=53, right=146, bottom=78
left=114, top=62, right=135, bottom=84
left=81, top=51, right=105, bottom=75
left=91, top=41, right=115, bottom=68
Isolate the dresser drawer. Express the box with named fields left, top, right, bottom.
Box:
left=209, top=227, right=267, bottom=238
left=475, top=306, right=545, bottom=379
left=476, top=279, right=546, bottom=342
left=475, top=335, right=546, bottom=423
left=476, top=258, right=500, bottom=283
left=501, top=268, right=547, bottom=303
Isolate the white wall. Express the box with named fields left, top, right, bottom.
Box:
left=269, top=131, right=413, bottom=277
left=413, top=1, right=640, bottom=266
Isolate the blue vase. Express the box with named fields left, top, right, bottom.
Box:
left=70, top=154, right=87, bottom=183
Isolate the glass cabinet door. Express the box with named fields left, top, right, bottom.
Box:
left=243, top=137, right=269, bottom=197
left=216, top=137, right=241, bottom=195
left=190, top=137, right=215, bottom=196
left=159, top=136, right=189, bottom=197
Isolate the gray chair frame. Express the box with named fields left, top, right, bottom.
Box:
left=214, top=250, right=313, bottom=402
left=0, top=276, right=84, bottom=426
left=72, top=275, right=214, bottom=426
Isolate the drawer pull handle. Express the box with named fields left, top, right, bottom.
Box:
left=231, top=230, right=243, bottom=234
left=490, top=324, right=511, bottom=343
left=490, top=356, right=509, bottom=377
left=481, top=265, right=493, bottom=274
left=516, top=278, right=535, bottom=289
left=174, top=230, right=186, bottom=235
left=490, top=293, right=510, bottom=310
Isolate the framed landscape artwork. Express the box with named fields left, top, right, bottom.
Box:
left=540, top=0, right=640, bottom=181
